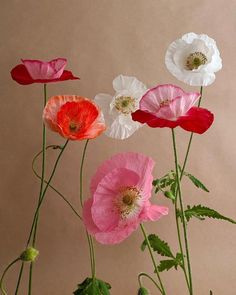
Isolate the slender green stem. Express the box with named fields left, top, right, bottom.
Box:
left=28, top=84, right=47, bottom=295
left=180, top=86, right=203, bottom=180
left=32, top=145, right=82, bottom=220
left=79, top=140, right=89, bottom=208
left=14, top=263, right=24, bottom=295
left=138, top=272, right=162, bottom=294
left=140, top=224, right=166, bottom=295
left=0, top=258, right=20, bottom=295
left=171, top=129, right=193, bottom=295
left=78, top=140, right=96, bottom=279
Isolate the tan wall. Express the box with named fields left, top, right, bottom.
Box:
left=1, top=0, right=236, bottom=294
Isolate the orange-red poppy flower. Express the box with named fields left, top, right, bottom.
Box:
left=43, top=95, right=106, bottom=140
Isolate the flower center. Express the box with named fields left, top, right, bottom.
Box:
left=115, top=96, right=136, bottom=114
left=186, top=52, right=207, bottom=70
left=160, top=99, right=171, bottom=107
left=69, top=121, right=80, bottom=132
left=116, top=186, right=141, bottom=219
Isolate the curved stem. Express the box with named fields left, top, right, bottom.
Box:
left=0, top=258, right=20, bottom=295
left=171, top=129, right=193, bottom=295
left=138, top=272, right=162, bottom=294
left=32, top=145, right=82, bottom=220
left=79, top=140, right=89, bottom=208
left=140, top=224, right=166, bottom=295
left=78, top=140, right=96, bottom=279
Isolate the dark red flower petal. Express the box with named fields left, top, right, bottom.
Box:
left=11, top=64, right=79, bottom=85
left=178, top=107, right=214, bottom=134
left=132, top=110, right=179, bottom=128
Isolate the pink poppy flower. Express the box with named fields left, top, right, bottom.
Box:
left=11, top=58, right=79, bottom=85
left=43, top=95, right=105, bottom=140
left=83, top=152, right=168, bottom=244
left=132, top=84, right=214, bottom=134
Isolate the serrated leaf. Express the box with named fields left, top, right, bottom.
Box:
left=186, top=173, right=209, bottom=192
left=142, top=234, right=174, bottom=258
left=184, top=205, right=236, bottom=224
left=73, top=278, right=111, bottom=295
left=157, top=252, right=184, bottom=272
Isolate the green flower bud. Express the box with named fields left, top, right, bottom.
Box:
left=138, top=287, right=150, bottom=295
left=20, top=247, right=39, bottom=262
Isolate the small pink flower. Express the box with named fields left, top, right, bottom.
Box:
left=83, top=152, right=168, bottom=244
left=132, top=84, right=214, bottom=134
left=11, top=58, right=79, bottom=85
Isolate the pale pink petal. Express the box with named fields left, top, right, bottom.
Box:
left=140, top=84, right=185, bottom=112
left=90, top=152, right=154, bottom=195
left=169, top=92, right=200, bottom=117
left=139, top=202, right=169, bottom=222
left=83, top=198, right=100, bottom=235
left=22, top=58, right=67, bottom=79
left=92, top=168, right=140, bottom=231
left=94, top=219, right=140, bottom=245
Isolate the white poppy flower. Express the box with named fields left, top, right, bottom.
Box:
left=165, top=32, right=222, bottom=86
left=94, top=75, right=147, bottom=140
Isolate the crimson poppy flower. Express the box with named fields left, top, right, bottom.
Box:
left=11, top=58, right=79, bottom=85
left=132, top=84, right=214, bottom=134
left=43, top=95, right=106, bottom=140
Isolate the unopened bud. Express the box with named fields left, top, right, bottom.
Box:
left=138, top=287, right=150, bottom=295
left=20, top=247, right=39, bottom=262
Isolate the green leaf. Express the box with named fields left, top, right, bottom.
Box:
left=142, top=234, right=174, bottom=258
left=164, top=190, right=176, bottom=202
left=185, top=173, right=209, bottom=192
left=73, top=278, right=111, bottom=295
left=157, top=253, right=184, bottom=272
left=184, top=205, right=236, bottom=224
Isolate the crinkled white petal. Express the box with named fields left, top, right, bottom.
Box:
left=106, top=114, right=142, bottom=140
left=165, top=32, right=222, bottom=86
left=112, top=74, right=147, bottom=98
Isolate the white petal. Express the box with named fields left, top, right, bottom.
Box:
left=112, top=74, right=147, bottom=98
left=105, top=114, right=142, bottom=140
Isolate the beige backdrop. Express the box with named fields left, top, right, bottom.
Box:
left=1, top=0, right=236, bottom=294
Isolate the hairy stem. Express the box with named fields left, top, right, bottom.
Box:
left=138, top=272, right=162, bottom=293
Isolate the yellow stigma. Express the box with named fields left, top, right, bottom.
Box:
left=186, top=52, right=207, bottom=70
left=115, top=96, right=136, bottom=114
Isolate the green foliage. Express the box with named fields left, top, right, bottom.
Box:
left=157, top=253, right=184, bottom=272
left=73, top=278, right=111, bottom=295
left=141, top=234, right=174, bottom=258
left=138, top=287, right=150, bottom=295
left=184, top=173, right=209, bottom=192
left=183, top=205, right=236, bottom=224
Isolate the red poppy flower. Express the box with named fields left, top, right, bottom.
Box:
left=43, top=95, right=106, bottom=140
left=11, top=58, right=79, bottom=85
left=132, top=84, right=214, bottom=134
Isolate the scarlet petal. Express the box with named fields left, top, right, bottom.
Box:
left=178, top=107, right=214, bottom=134
left=132, top=110, right=178, bottom=128
left=11, top=64, right=79, bottom=85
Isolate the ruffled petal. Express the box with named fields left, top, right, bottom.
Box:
left=94, top=219, right=140, bottom=245
left=90, top=152, right=154, bottom=195
left=178, top=106, right=214, bottom=134
left=22, top=58, right=67, bottom=79
left=139, top=202, right=169, bottom=221
left=113, top=75, right=147, bottom=98
left=92, top=168, right=140, bottom=231
left=11, top=65, right=79, bottom=85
